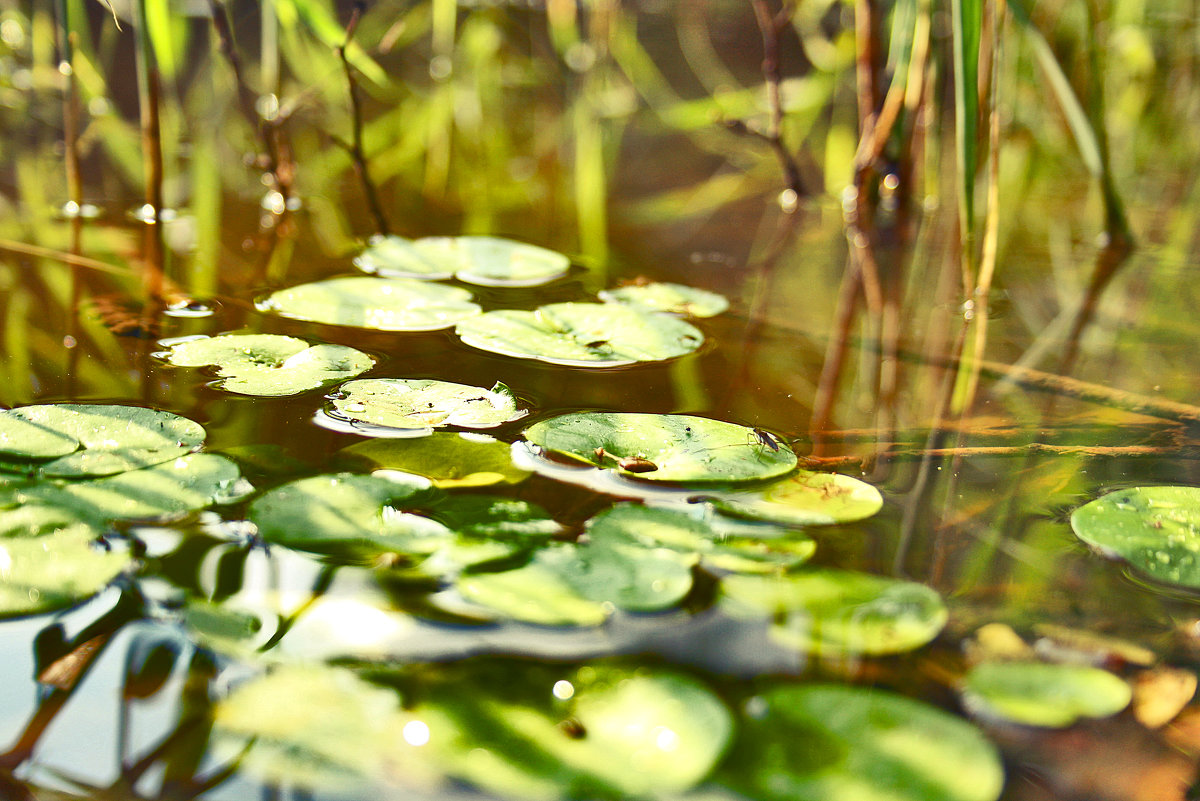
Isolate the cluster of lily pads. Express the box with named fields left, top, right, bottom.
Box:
left=4, top=236, right=1190, bottom=800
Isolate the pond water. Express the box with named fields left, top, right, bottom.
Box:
left=1, top=1, right=1200, bottom=799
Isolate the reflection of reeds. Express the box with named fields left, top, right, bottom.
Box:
left=131, top=0, right=166, bottom=308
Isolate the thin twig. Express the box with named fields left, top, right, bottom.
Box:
left=805, top=442, right=1189, bottom=469
left=338, top=2, right=391, bottom=236
left=746, top=0, right=804, bottom=198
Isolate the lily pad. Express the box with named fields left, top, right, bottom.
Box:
left=456, top=542, right=694, bottom=626
left=0, top=404, right=205, bottom=476
left=455, top=303, right=704, bottom=367
left=720, top=570, right=947, bottom=656
left=357, top=235, right=570, bottom=287
left=707, top=469, right=884, bottom=526
left=721, top=684, right=1004, bottom=801
left=1070, top=486, right=1200, bottom=589
left=339, top=433, right=532, bottom=488
left=259, top=276, right=481, bottom=332
left=163, top=333, right=375, bottom=396
left=524, top=412, right=797, bottom=483
left=599, top=282, right=729, bottom=317
left=585, top=503, right=814, bottom=573
left=0, top=527, right=132, bottom=618
left=214, top=665, right=410, bottom=790
left=960, top=661, right=1133, bottom=728
left=248, top=472, right=449, bottom=558
left=329, top=379, right=526, bottom=432
left=418, top=662, right=732, bottom=799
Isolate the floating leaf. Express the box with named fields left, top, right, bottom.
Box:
left=358, top=235, right=570, bottom=287
left=163, top=333, right=375, bottom=396
left=599, top=281, right=729, bottom=317
left=0, top=527, right=132, bottom=618
left=455, top=303, right=703, bottom=367
left=524, top=412, right=796, bottom=483
left=214, top=665, right=412, bottom=790
left=457, top=542, right=693, bottom=626
left=182, top=599, right=272, bottom=659
left=422, top=495, right=562, bottom=540
left=248, top=472, right=448, bottom=559
left=1070, top=486, right=1200, bottom=588
left=419, top=662, right=732, bottom=798
left=720, top=570, right=947, bottom=656
left=721, top=684, right=1004, bottom=801
left=329, top=379, right=526, bottom=431
left=961, top=661, right=1132, bottom=727
left=260, top=276, right=481, bottom=332
left=0, top=404, right=205, bottom=476
left=585, top=503, right=814, bottom=573
left=706, top=469, right=883, bottom=526
left=339, top=433, right=531, bottom=488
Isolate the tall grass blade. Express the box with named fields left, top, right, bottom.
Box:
left=951, top=0, right=982, bottom=282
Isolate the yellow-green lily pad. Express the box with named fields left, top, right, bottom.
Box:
left=357, top=235, right=570, bottom=287
left=0, top=527, right=133, bottom=618
left=599, top=281, right=729, bottom=317
left=162, top=333, right=375, bottom=396
left=259, top=276, right=481, bottom=332
left=706, top=469, right=884, bottom=526
left=455, top=303, right=704, bottom=367
left=338, top=432, right=531, bottom=488
left=524, top=412, right=797, bottom=483
left=961, top=661, right=1133, bottom=728
left=328, top=379, right=526, bottom=432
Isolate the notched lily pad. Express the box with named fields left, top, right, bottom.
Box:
left=259, top=276, right=481, bottom=331
left=721, top=684, right=1004, bottom=801
left=162, top=333, right=374, bottom=396
left=599, top=281, right=729, bottom=318
left=1070, top=486, right=1200, bottom=589
left=706, top=469, right=883, bottom=526
left=455, top=303, right=704, bottom=367
left=0, top=527, right=132, bottom=618
left=456, top=542, right=693, bottom=626
left=0, top=404, right=205, bottom=476
left=329, top=379, right=526, bottom=432
left=339, top=433, right=531, bottom=488
left=356, top=235, right=570, bottom=287
left=720, top=570, right=947, bottom=656
left=961, top=661, right=1132, bottom=728
left=585, top=503, right=814, bottom=573
left=524, top=412, right=797, bottom=483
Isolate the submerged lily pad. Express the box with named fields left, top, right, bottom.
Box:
left=0, top=404, right=205, bottom=476
left=599, top=282, right=729, bottom=318
left=0, top=527, right=132, bottom=618
left=259, top=276, right=481, bottom=331
left=419, top=662, right=732, bottom=799
left=163, top=333, right=375, bottom=396
left=329, top=379, right=526, bottom=431
left=457, top=542, right=694, bottom=626
left=721, top=684, right=1004, bottom=801
left=961, top=661, right=1132, bottom=727
left=340, top=433, right=531, bottom=488
left=720, top=570, right=947, bottom=656
left=455, top=303, right=704, bottom=367
left=524, top=412, right=796, bottom=483
left=707, top=469, right=883, bottom=526
left=356, top=235, right=570, bottom=287
left=586, top=503, right=814, bottom=573
left=1070, top=486, right=1200, bottom=589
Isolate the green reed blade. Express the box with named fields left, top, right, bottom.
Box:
left=952, top=0, right=982, bottom=273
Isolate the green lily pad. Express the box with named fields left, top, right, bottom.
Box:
left=248, top=472, right=449, bottom=558
left=3, top=453, right=248, bottom=529
left=163, top=333, right=375, bottom=396
left=720, top=570, right=947, bottom=656
left=960, top=661, right=1133, bottom=727
left=214, top=665, right=410, bottom=790
left=418, top=662, right=732, bottom=799
left=339, top=433, right=532, bottom=488
left=586, top=503, right=814, bottom=573
left=599, top=281, right=729, bottom=318
left=357, top=235, right=570, bottom=287
left=329, top=379, right=526, bottom=431
left=259, top=276, right=482, bottom=332
left=457, top=542, right=694, bottom=626
left=0, top=404, right=205, bottom=476
left=707, top=469, right=884, bottom=526
left=1070, top=486, right=1200, bottom=589
left=455, top=303, right=704, bottom=367
left=524, top=412, right=797, bottom=483
left=0, top=527, right=133, bottom=618
left=182, top=599, right=272, bottom=659
left=422, top=495, right=562, bottom=540
left=721, top=684, right=1004, bottom=801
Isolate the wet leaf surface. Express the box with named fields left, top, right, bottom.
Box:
left=0, top=527, right=132, bottom=618
left=706, top=469, right=884, bottom=525
left=260, top=276, right=482, bottom=331
left=338, top=432, right=532, bottom=487
left=329, top=378, right=526, bottom=431
left=961, top=661, right=1133, bottom=727
left=598, top=281, right=729, bottom=317
left=356, top=235, right=570, bottom=286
